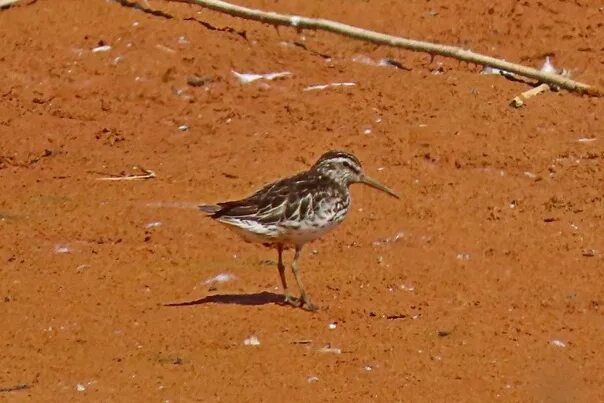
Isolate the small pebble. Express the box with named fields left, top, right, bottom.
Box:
left=307, top=375, right=319, bottom=383
left=75, top=384, right=86, bottom=392
left=328, top=322, right=337, bottom=330
left=187, top=75, right=211, bottom=87
left=177, top=125, right=189, bottom=132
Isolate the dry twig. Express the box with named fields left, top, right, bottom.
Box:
left=94, top=166, right=156, bottom=181
left=510, top=83, right=551, bottom=108
left=0, top=383, right=31, bottom=393
left=161, top=0, right=601, bottom=97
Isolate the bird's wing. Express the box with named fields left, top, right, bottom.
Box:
left=204, top=172, right=321, bottom=225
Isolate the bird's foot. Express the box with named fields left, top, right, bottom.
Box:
left=284, top=294, right=300, bottom=307
left=300, top=295, right=319, bottom=312
left=283, top=293, right=319, bottom=312
left=301, top=301, right=319, bottom=312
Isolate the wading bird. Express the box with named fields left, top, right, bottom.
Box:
left=200, top=150, right=399, bottom=311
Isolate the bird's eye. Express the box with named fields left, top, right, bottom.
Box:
left=342, top=160, right=357, bottom=173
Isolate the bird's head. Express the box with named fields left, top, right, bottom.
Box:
left=311, top=150, right=399, bottom=199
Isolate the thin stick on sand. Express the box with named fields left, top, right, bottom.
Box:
left=157, top=0, right=602, bottom=97
left=94, top=166, right=156, bottom=181
left=510, top=83, right=551, bottom=108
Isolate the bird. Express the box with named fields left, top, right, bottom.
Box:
left=199, top=150, right=399, bottom=311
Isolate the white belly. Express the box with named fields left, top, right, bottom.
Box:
left=217, top=211, right=346, bottom=247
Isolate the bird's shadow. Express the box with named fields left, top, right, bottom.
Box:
left=164, top=291, right=285, bottom=307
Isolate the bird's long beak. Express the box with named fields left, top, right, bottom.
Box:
left=359, top=175, right=400, bottom=199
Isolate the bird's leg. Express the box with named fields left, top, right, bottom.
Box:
left=291, top=246, right=318, bottom=312
left=277, top=246, right=298, bottom=306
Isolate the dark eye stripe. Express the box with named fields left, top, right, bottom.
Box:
left=343, top=160, right=360, bottom=174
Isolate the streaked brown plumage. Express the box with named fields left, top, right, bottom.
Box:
left=200, top=150, right=399, bottom=311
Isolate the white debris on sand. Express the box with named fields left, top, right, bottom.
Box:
left=92, top=45, right=112, bottom=53
left=480, top=65, right=514, bottom=77
left=303, top=82, right=356, bottom=91
left=550, top=339, right=567, bottom=348
left=307, top=375, right=319, bottom=383
left=232, top=70, right=291, bottom=84
left=351, top=54, right=404, bottom=69
left=54, top=244, right=72, bottom=254
left=372, top=231, right=405, bottom=247
left=317, top=343, right=341, bottom=354
left=456, top=253, right=470, bottom=261
left=540, top=56, right=570, bottom=77
left=577, top=137, right=596, bottom=143
left=243, top=335, right=261, bottom=346
left=203, top=273, right=236, bottom=286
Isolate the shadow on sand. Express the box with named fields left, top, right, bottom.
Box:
left=164, top=291, right=285, bottom=307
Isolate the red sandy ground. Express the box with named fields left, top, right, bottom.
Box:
left=1, top=0, right=603, bottom=401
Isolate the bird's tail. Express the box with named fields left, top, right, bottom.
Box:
left=199, top=204, right=222, bottom=215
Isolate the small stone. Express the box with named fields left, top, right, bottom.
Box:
left=177, top=125, right=189, bottom=132
left=328, top=322, right=337, bottom=330
left=75, top=384, right=86, bottom=392
left=187, top=75, right=211, bottom=87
